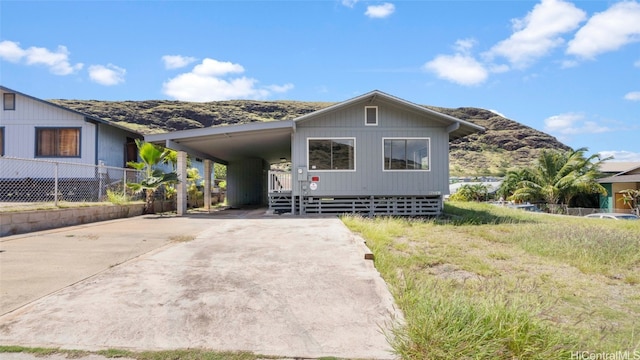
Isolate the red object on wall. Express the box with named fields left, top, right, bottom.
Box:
left=311, top=176, right=320, bottom=181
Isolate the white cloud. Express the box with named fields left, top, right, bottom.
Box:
left=192, top=58, right=244, bottom=76
left=266, top=83, right=295, bottom=93
left=162, top=58, right=294, bottom=101
left=365, top=3, right=395, bottom=18
left=624, top=91, right=640, bottom=101
left=454, top=38, right=476, bottom=53
left=544, top=112, right=612, bottom=135
left=485, top=0, right=586, bottom=68
left=489, top=64, right=510, bottom=73
left=0, top=40, right=83, bottom=75
left=567, top=1, right=640, bottom=59
left=561, top=59, right=579, bottom=68
left=88, top=64, right=126, bottom=86
left=0, top=40, right=26, bottom=62
left=423, top=53, right=488, bottom=86
left=598, top=150, right=640, bottom=162
left=635, top=59, right=640, bottom=67
left=162, top=55, right=197, bottom=69
left=342, top=0, right=359, bottom=8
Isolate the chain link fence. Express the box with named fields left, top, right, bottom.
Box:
left=0, top=157, right=144, bottom=211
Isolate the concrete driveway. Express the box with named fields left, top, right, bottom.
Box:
left=0, top=210, right=400, bottom=359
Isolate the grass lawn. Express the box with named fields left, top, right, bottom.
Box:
left=342, top=201, right=640, bottom=360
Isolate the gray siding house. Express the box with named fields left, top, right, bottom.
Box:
left=146, top=90, right=484, bottom=216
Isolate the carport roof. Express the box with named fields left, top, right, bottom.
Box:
left=145, top=120, right=294, bottom=165
left=145, top=90, right=484, bottom=164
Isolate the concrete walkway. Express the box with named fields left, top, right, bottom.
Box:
left=0, top=211, right=400, bottom=359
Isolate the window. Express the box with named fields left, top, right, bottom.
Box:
left=383, top=138, right=430, bottom=171
left=0, top=127, right=4, bottom=156
left=36, top=128, right=81, bottom=157
left=365, top=106, right=378, bottom=126
left=308, top=138, right=355, bottom=171
left=3, top=93, right=15, bottom=110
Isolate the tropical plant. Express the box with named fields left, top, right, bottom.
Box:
left=619, top=189, right=640, bottom=216
left=509, top=148, right=608, bottom=208
left=450, top=184, right=489, bottom=202
left=187, top=167, right=203, bottom=207
left=496, top=169, right=529, bottom=201
left=214, top=163, right=227, bottom=191
left=214, top=163, right=227, bottom=181
left=126, top=139, right=179, bottom=214
left=106, top=189, right=129, bottom=205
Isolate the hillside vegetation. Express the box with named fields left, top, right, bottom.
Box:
left=51, top=99, right=570, bottom=176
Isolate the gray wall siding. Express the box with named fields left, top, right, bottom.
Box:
left=293, top=99, right=450, bottom=197
left=97, top=124, right=133, bottom=167
left=227, top=158, right=269, bottom=206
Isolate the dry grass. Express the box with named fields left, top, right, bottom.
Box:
left=342, top=202, right=640, bottom=359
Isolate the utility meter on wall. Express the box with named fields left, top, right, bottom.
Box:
left=297, top=167, right=307, bottom=181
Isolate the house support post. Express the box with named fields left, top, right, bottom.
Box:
left=204, top=159, right=212, bottom=212
left=177, top=151, right=188, bottom=216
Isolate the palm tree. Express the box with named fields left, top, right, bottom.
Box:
left=450, top=183, right=489, bottom=202
left=126, top=139, right=179, bottom=214
left=510, top=147, right=608, bottom=209
left=496, top=169, right=529, bottom=201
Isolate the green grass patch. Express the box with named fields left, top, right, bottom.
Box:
left=342, top=202, right=640, bottom=359
left=106, top=189, right=130, bottom=204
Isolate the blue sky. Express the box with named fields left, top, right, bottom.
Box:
left=1, top=0, right=639, bottom=161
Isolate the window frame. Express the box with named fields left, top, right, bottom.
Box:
left=3, top=93, right=16, bottom=111
left=35, top=127, right=82, bottom=158
left=365, top=106, right=378, bottom=126
left=382, top=137, right=431, bottom=172
left=307, top=137, right=357, bottom=172
left=0, top=127, right=4, bottom=156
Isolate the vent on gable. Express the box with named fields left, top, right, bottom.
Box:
left=365, top=106, right=378, bottom=126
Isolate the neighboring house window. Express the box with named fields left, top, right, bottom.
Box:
left=383, top=138, right=430, bottom=171
left=365, top=106, right=378, bottom=126
left=308, top=138, right=356, bottom=171
left=3, top=93, right=16, bottom=110
left=125, top=137, right=138, bottom=166
left=0, top=127, right=4, bottom=156
left=36, top=127, right=81, bottom=157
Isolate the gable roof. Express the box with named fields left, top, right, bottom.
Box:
left=598, top=162, right=640, bottom=184
left=146, top=90, right=485, bottom=164
left=598, top=174, right=640, bottom=184
left=293, top=90, right=484, bottom=140
left=598, top=161, right=640, bottom=174
left=0, top=85, right=142, bottom=136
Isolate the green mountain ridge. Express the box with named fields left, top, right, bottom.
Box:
left=50, top=99, right=570, bottom=176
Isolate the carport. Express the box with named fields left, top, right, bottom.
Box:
left=145, top=120, right=294, bottom=215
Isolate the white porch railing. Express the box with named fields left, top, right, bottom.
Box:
left=268, top=170, right=292, bottom=193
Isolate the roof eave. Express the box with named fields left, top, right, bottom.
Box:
left=145, top=119, right=294, bottom=143
left=1, top=85, right=143, bottom=136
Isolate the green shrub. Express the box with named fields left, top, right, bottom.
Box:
left=106, top=189, right=128, bottom=204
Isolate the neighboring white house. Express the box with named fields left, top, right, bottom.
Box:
left=146, top=90, right=484, bottom=216
left=1, top=85, right=142, bottom=168
left=0, top=85, right=143, bottom=201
